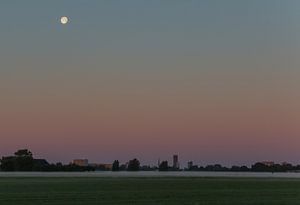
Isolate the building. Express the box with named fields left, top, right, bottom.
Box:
left=89, top=163, right=112, bottom=171
left=98, top=164, right=112, bottom=170
left=187, top=161, right=193, bottom=170
left=173, top=155, right=179, bottom=169
left=33, top=159, right=49, bottom=167
left=73, top=159, right=89, bottom=167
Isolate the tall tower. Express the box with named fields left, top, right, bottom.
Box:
left=173, top=155, right=179, bottom=169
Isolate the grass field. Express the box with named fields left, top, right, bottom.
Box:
left=0, top=177, right=300, bottom=205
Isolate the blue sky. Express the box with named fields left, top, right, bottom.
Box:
left=0, top=1, right=300, bottom=165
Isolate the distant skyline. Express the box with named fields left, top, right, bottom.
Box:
left=1, top=1, right=300, bottom=166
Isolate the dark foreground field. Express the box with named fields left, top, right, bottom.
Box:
left=0, top=177, right=300, bottom=205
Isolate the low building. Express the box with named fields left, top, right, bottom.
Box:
left=34, top=159, right=49, bottom=167
left=89, top=163, right=112, bottom=171
left=100, top=164, right=112, bottom=170
left=73, top=159, right=89, bottom=167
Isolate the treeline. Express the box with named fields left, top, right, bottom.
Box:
left=183, top=163, right=300, bottom=172
left=114, top=160, right=300, bottom=172
left=0, top=149, right=94, bottom=172
left=1, top=149, right=300, bottom=172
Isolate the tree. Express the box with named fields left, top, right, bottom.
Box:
left=14, top=149, right=32, bottom=158
left=127, top=158, right=140, bottom=171
left=0, top=149, right=34, bottom=171
left=0, top=156, right=15, bottom=171
left=159, top=161, right=168, bottom=171
left=251, top=163, right=269, bottom=172
left=240, top=166, right=250, bottom=172
left=231, top=166, right=241, bottom=172
left=14, top=149, right=34, bottom=171
left=112, top=160, right=119, bottom=171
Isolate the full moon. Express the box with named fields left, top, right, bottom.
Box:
left=60, top=16, right=69, bottom=25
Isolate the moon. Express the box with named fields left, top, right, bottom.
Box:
left=60, top=16, right=69, bottom=25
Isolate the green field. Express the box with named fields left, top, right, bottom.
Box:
left=0, top=177, right=300, bottom=205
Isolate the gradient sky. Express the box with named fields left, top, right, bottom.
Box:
left=1, top=0, right=300, bottom=166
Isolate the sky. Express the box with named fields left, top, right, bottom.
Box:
left=0, top=0, right=300, bottom=166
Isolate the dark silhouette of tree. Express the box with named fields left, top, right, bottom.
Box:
left=231, top=166, right=241, bottom=171
left=119, top=164, right=127, bottom=171
left=127, top=158, right=140, bottom=171
left=251, top=163, right=269, bottom=172
left=240, top=166, right=249, bottom=172
left=281, top=163, right=293, bottom=171
left=159, top=161, right=169, bottom=171
left=112, top=160, right=119, bottom=171
left=14, top=149, right=32, bottom=158
left=0, top=156, right=15, bottom=171
left=0, top=149, right=34, bottom=171
left=2, top=149, right=300, bottom=173
left=14, top=149, right=34, bottom=171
